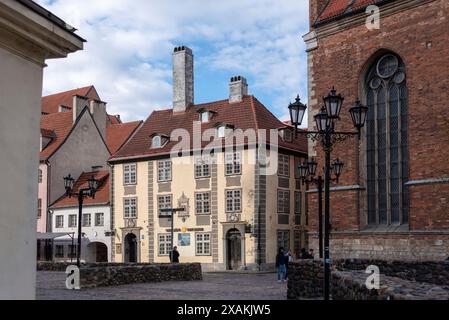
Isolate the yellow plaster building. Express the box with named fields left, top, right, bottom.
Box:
left=109, top=47, right=308, bottom=270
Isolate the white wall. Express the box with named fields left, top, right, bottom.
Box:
left=52, top=205, right=112, bottom=262
left=0, top=46, right=43, bottom=300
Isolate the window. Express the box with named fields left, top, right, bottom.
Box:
left=195, top=156, right=210, bottom=178
left=124, top=198, right=137, bottom=218
left=158, top=195, right=172, bottom=217
left=200, top=111, right=209, bottom=123
left=225, top=152, right=241, bottom=175
left=365, top=53, right=408, bottom=225
left=158, top=160, right=172, bottom=182
left=152, top=135, right=161, bottom=148
left=196, top=233, right=211, bottom=256
left=277, top=230, right=290, bottom=251
left=68, top=245, right=77, bottom=258
left=82, top=214, right=91, bottom=227
left=226, top=189, right=241, bottom=213
left=278, top=154, right=290, bottom=177
left=55, top=245, right=64, bottom=258
left=37, top=199, right=42, bottom=218
left=123, top=163, right=137, bottom=185
left=277, top=190, right=290, bottom=213
left=59, top=105, right=71, bottom=113
left=195, top=193, right=211, bottom=215
left=158, top=234, right=172, bottom=256
left=55, top=215, right=64, bottom=228
left=217, top=125, right=226, bottom=138
left=38, top=169, right=42, bottom=183
left=294, top=192, right=301, bottom=215
left=68, top=214, right=77, bottom=228
left=95, top=213, right=104, bottom=227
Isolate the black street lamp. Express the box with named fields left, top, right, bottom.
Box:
left=64, top=174, right=99, bottom=267
left=289, top=89, right=367, bottom=300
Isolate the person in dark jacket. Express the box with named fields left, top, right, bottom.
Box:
left=170, top=246, right=180, bottom=263
left=275, top=247, right=287, bottom=282
left=284, top=249, right=293, bottom=280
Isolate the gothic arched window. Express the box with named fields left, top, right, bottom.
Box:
left=365, top=53, right=408, bottom=225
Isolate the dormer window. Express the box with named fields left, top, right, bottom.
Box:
left=152, top=135, right=162, bottom=148
left=216, top=124, right=234, bottom=138
left=279, top=128, right=293, bottom=142
left=200, top=111, right=209, bottom=123
left=58, top=105, right=71, bottom=113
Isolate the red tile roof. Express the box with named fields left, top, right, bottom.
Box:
left=108, top=114, right=122, bottom=125
left=40, top=111, right=74, bottom=161
left=316, top=0, right=387, bottom=25
left=51, top=171, right=110, bottom=208
left=41, top=85, right=98, bottom=114
left=106, top=121, right=143, bottom=155
left=109, top=95, right=308, bottom=161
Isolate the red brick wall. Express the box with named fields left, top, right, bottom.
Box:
left=306, top=0, right=449, bottom=260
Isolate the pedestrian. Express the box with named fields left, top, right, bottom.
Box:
left=284, top=249, right=293, bottom=280
left=170, top=246, right=180, bottom=263
left=308, top=249, right=315, bottom=259
left=276, top=247, right=287, bottom=283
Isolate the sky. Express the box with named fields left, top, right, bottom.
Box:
left=36, top=0, right=310, bottom=125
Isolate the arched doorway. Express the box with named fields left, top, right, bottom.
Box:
left=124, top=233, right=137, bottom=263
left=86, top=242, right=108, bottom=262
left=226, top=229, right=242, bottom=270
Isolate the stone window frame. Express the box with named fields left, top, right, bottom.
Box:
left=95, top=212, right=104, bottom=227
left=158, top=233, right=172, bottom=256
left=55, top=245, right=64, bottom=258
left=157, top=160, right=172, bottom=182
left=123, top=163, right=137, bottom=185
left=82, top=213, right=91, bottom=227
left=124, top=197, right=138, bottom=219
left=277, top=189, right=290, bottom=214
left=195, top=232, right=211, bottom=256
left=277, top=229, right=290, bottom=251
left=278, top=153, right=290, bottom=177
left=194, top=155, right=211, bottom=179
left=158, top=194, right=173, bottom=217
left=225, top=188, right=242, bottom=213
left=195, top=192, right=211, bottom=215
left=225, top=151, right=242, bottom=176
left=68, top=214, right=77, bottom=228
left=55, top=215, right=64, bottom=228
left=364, top=52, right=409, bottom=226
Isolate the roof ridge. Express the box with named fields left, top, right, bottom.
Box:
left=249, top=95, right=259, bottom=131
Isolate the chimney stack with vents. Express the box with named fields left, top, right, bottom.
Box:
left=173, top=46, right=194, bottom=113
left=229, top=76, right=248, bottom=103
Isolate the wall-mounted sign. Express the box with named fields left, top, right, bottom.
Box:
left=178, top=233, right=190, bottom=246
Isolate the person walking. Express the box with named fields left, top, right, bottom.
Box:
left=170, top=246, right=180, bottom=263
left=276, top=247, right=287, bottom=283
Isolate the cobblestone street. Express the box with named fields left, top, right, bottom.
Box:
left=37, top=271, right=287, bottom=300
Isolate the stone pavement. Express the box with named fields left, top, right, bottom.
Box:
left=36, top=271, right=287, bottom=300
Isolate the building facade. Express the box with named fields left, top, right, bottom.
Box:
left=0, top=0, right=84, bottom=299
left=304, top=0, right=449, bottom=260
left=109, top=47, right=308, bottom=270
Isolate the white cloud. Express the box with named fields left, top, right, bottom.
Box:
left=37, top=0, right=310, bottom=124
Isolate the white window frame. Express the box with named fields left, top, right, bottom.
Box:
left=158, top=195, right=172, bottom=217
left=55, top=215, right=64, bottom=228
left=95, top=212, right=104, bottom=227
left=195, top=192, right=211, bottom=215
left=225, top=189, right=242, bottom=213
left=225, top=151, right=242, bottom=176
left=152, top=135, right=162, bottom=148
left=158, top=160, right=172, bottom=182
left=82, top=213, right=91, bottom=227
left=158, top=233, right=172, bottom=256
left=278, top=189, right=290, bottom=214
left=68, top=214, right=77, bottom=228
left=278, top=154, right=290, bottom=177
left=200, top=111, right=209, bottom=123
left=124, top=198, right=137, bottom=219
left=123, top=163, right=137, bottom=185
left=195, top=156, right=210, bottom=178
left=196, top=233, right=211, bottom=256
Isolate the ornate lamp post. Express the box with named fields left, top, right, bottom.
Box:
left=63, top=174, right=99, bottom=267
left=289, top=89, right=368, bottom=300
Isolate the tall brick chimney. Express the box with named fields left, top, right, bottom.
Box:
left=229, top=76, right=248, bottom=103
left=310, top=0, right=329, bottom=26
left=173, top=46, right=194, bottom=113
